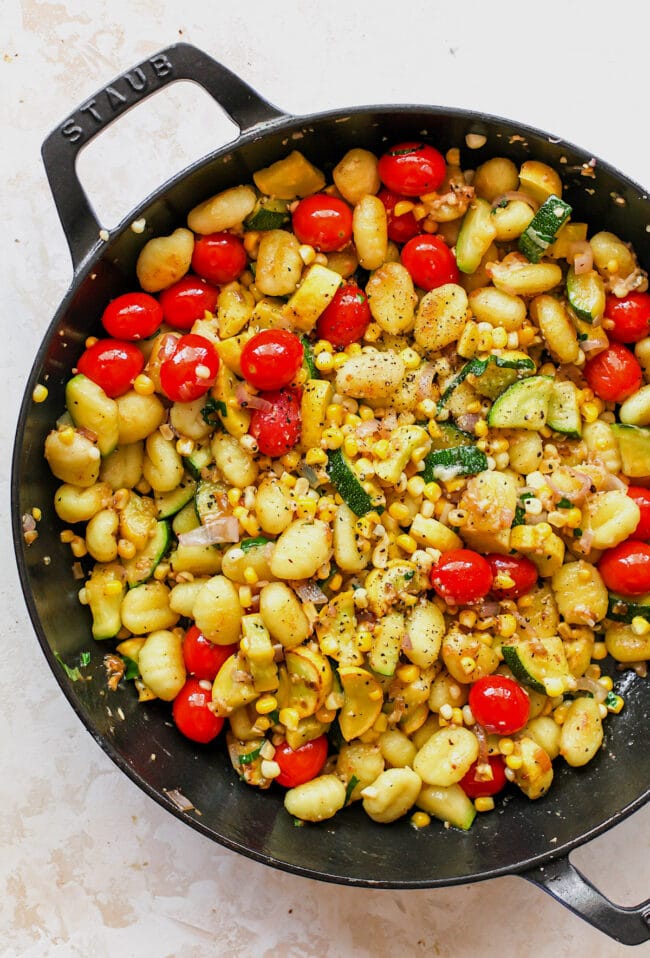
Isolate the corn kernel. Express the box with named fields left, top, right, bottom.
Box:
left=439, top=703, right=453, bottom=720
left=505, top=754, right=523, bottom=771
left=279, top=707, right=300, bottom=731
left=598, top=675, right=614, bottom=692
left=474, top=796, right=495, bottom=813
left=253, top=716, right=272, bottom=732
left=474, top=420, right=489, bottom=438
left=368, top=687, right=383, bottom=702
left=326, top=403, right=345, bottom=426
left=102, top=579, right=123, bottom=597
left=388, top=502, right=411, bottom=524
left=117, top=538, right=137, bottom=560
left=459, top=610, right=477, bottom=629
left=451, top=707, right=464, bottom=726
left=356, top=629, right=373, bottom=653
left=411, top=811, right=431, bottom=828
left=373, top=712, right=389, bottom=733
left=315, top=351, right=335, bottom=372
left=227, top=487, right=242, bottom=507
left=60, top=529, right=75, bottom=543
left=423, top=482, right=442, bottom=502
left=631, top=616, right=650, bottom=636
left=592, top=641, right=608, bottom=660
left=322, top=428, right=344, bottom=450
left=305, top=447, right=328, bottom=466
left=606, top=694, right=624, bottom=714
left=491, top=327, right=508, bottom=349
left=32, top=384, right=48, bottom=403
left=333, top=352, right=349, bottom=369
left=298, top=243, right=316, bottom=265
left=498, top=738, right=514, bottom=756
left=396, top=664, right=420, bottom=684
left=373, top=439, right=391, bottom=460
left=400, top=347, right=421, bottom=370
left=496, top=613, right=518, bottom=639
left=517, top=326, right=536, bottom=347
left=328, top=572, right=343, bottom=592
left=319, top=636, right=339, bottom=656
left=396, top=533, right=417, bottom=554
left=581, top=402, right=600, bottom=423
left=59, top=426, right=75, bottom=445
left=70, top=536, right=87, bottom=558
left=544, top=677, right=567, bottom=698
left=553, top=704, right=569, bottom=725
left=133, top=373, right=155, bottom=396
left=256, top=694, right=278, bottom=715
left=343, top=436, right=358, bottom=458
left=238, top=585, right=253, bottom=608
left=242, top=566, right=259, bottom=586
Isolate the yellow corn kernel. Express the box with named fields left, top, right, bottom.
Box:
left=358, top=404, right=375, bottom=421
left=356, top=629, right=373, bottom=653
left=299, top=243, right=316, bottom=266
left=505, top=754, right=523, bottom=771
left=232, top=506, right=248, bottom=523
left=117, top=538, right=137, bottom=560
left=238, top=585, right=253, bottom=608
left=517, top=326, right=537, bottom=347
left=592, top=641, right=608, bottom=660
left=417, top=398, right=437, bottom=419
left=333, top=353, right=349, bottom=369
left=388, top=502, right=411, bottom=524
left=606, top=694, right=624, bottom=714
left=491, top=327, right=508, bottom=349
left=359, top=729, right=380, bottom=744
left=227, top=487, right=242, bottom=507
left=103, top=579, right=123, bottom=597
left=396, top=664, right=420, bottom=684
left=396, top=534, right=417, bottom=554
left=451, top=707, right=465, bottom=726
left=406, top=476, right=426, bottom=498
left=496, top=613, right=518, bottom=639
left=498, top=738, right=514, bottom=756
left=423, top=482, right=442, bottom=502
left=372, top=439, right=391, bottom=460
left=343, top=436, right=359, bottom=458
left=315, top=339, right=334, bottom=354
left=32, top=384, right=48, bottom=403
left=553, top=704, right=570, bottom=725
left=581, top=402, right=601, bottom=423
left=256, top=694, right=278, bottom=715
left=344, top=413, right=361, bottom=428
left=328, top=572, right=343, bottom=592
left=59, top=426, right=75, bottom=445
left=242, top=515, right=261, bottom=537
left=253, top=716, right=272, bottom=732
left=474, top=796, right=495, bottom=813
left=598, top=675, right=614, bottom=692
left=445, top=478, right=467, bottom=494
left=373, top=712, right=389, bottom=734
left=631, top=616, right=650, bottom=636
left=411, top=810, right=431, bottom=828
left=133, top=373, right=155, bottom=396
left=459, top=610, right=477, bottom=629
left=400, top=347, right=421, bottom=370
left=368, top=687, right=383, bottom=702
left=474, top=420, right=489, bottom=438
left=322, top=428, right=344, bottom=450
left=305, top=447, right=328, bottom=466
left=295, top=497, right=317, bottom=520
left=281, top=451, right=301, bottom=471
left=279, top=707, right=300, bottom=731
left=70, top=536, right=87, bottom=558
left=320, top=636, right=339, bottom=656
left=243, top=566, right=259, bottom=586
left=154, top=562, right=170, bottom=581
left=60, top=529, right=75, bottom=543
left=326, top=403, right=345, bottom=426
left=363, top=322, right=382, bottom=343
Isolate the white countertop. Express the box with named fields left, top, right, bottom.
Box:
left=4, top=2, right=650, bottom=954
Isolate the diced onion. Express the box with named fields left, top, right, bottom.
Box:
left=575, top=677, right=607, bottom=704
left=235, top=381, right=273, bottom=412
left=178, top=516, right=240, bottom=546
left=490, top=191, right=539, bottom=212
left=294, top=581, right=329, bottom=605
left=569, top=240, right=594, bottom=276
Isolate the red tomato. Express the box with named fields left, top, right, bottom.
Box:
left=274, top=735, right=329, bottom=788
left=158, top=275, right=220, bottom=330
left=583, top=343, right=642, bottom=403
left=76, top=338, right=144, bottom=398
left=598, top=539, right=650, bottom=596
left=460, top=755, right=507, bottom=799
left=249, top=388, right=302, bottom=457
left=378, top=188, right=421, bottom=244
left=240, top=329, right=304, bottom=390
left=485, top=554, right=538, bottom=600
left=605, top=292, right=650, bottom=343
left=378, top=141, right=446, bottom=196
left=315, top=282, right=371, bottom=346
left=182, top=625, right=237, bottom=682
left=172, top=677, right=224, bottom=744
left=401, top=234, right=459, bottom=291
left=292, top=194, right=353, bottom=252
left=469, top=675, right=530, bottom=736
left=430, top=549, right=493, bottom=605
left=159, top=333, right=220, bottom=402
left=191, top=232, right=247, bottom=285
left=101, top=292, right=163, bottom=341
left=627, top=486, right=650, bottom=540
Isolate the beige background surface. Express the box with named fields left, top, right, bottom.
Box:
left=3, top=1, right=650, bottom=955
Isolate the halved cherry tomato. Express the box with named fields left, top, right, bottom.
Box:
left=598, top=539, right=650, bottom=596
left=76, top=338, right=145, bottom=398
left=274, top=735, right=329, bottom=788
left=191, top=232, right=247, bottom=285
left=240, top=329, right=304, bottom=390
left=378, top=142, right=446, bottom=196
left=460, top=754, right=507, bottom=799
left=315, top=281, right=371, bottom=346
left=605, top=292, right=650, bottom=343
left=627, top=486, right=650, bottom=541
left=292, top=194, right=353, bottom=252
left=172, top=677, right=224, bottom=744
left=583, top=342, right=642, bottom=402
left=159, top=333, right=220, bottom=402
left=377, top=188, right=421, bottom=244
left=485, top=554, right=538, bottom=600
left=158, top=275, right=220, bottom=330
left=182, top=625, right=237, bottom=682
left=401, top=234, right=459, bottom=291
left=249, top=388, right=302, bottom=458
left=101, top=291, right=163, bottom=340
left=469, top=675, right=530, bottom=736
left=430, top=549, right=493, bottom=605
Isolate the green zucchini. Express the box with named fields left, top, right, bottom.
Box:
left=244, top=196, right=290, bottom=230
left=566, top=267, right=606, bottom=323
left=456, top=198, right=497, bottom=274
left=421, top=445, right=488, bottom=483
left=301, top=335, right=319, bottom=379
left=501, top=637, right=572, bottom=694
left=195, top=479, right=228, bottom=525
left=122, top=520, right=171, bottom=588
left=416, top=783, right=477, bottom=831
left=172, top=500, right=200, bottom=536
left=184, top=442, right=213, bottom=480
left=154, top=476, right=197, bottom=519
left=607, top=592, right=650, bottom=623
left=240, top=536, right=271, bottom=552
left=438, top=353, right=534, bottom=409
left=519, top=195, right=572, bottom=263
left=547, top=380, right=581, bottom=438
left=326, top=448, right=375, bottom=517
left=430, top=422, right=473, bottom=450
left=610, top=424, right=650, bottom=478
left=487, top=375, right=554, bottom=430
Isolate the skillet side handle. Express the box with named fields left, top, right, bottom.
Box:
left=41, top=42, right=285, bottom=271
left=523, top=857, right=650, bottom=945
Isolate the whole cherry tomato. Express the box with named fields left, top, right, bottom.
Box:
left=378, top=142, right=447, bottom=196
left=627, top=486, right=650, bottom=541
left=191, top=232, right=247, bottom=285
left=292, top=194, right=353, bottom=252
left=240, top=329, right=304, bottom=391
left=401, top=234, right=459, bottom=291
left=605, top=292, right=650, bottom=343
left=598, top=539, right=650, bottom=596
left=315, top=281, right=371, bottom=346
left=182, top=624, right=238, bottom=682
left=158, top=275, right=220, bottom=330
left=583, top=342, right=642, bottom=403
left=172, top=677, right=224, bottom=744
left=274, top=735, right=329, bottom=788
left=469, top=675, right=530, bottom=736
left=485, top=553, right=538, bottom=600
left=101, top=291, right=163, bottom=340
left=76, top=338, right=144, bottom=398
left=378, top=188, right=421, bottom=244
left=459, top=754, right=508, bottom=799
left=430, top=549, right=493, bottom=605
left=159, top=333, right=220, bottom=402
left=249, top=388, right=302, bottom=457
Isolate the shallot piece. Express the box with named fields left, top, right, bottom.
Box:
left=178, top=516, right=240, bottom=546
left=235, top=380, right=273, bottom=412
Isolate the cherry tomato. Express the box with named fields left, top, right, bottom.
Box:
left=182, top=625, right=237, bottom=682
left=469, top=675, right=530, bottom=736
left=292, top=194, right=353, bottom=252
left=172, top=677, right=224, bottom=744
left=605, top=292, right=650, bottom=343
left=377, top=188, right=421, bottom=244
left=191, top=232, right=247, bottom=285
left=378, top=141, right=446, bottom=196
left=583, top=343, right=642, bottom=403
left=315, top=281, right=371, bottom=346
left=101, top=291, right=163, bottom=341
left=274, top=735, right=329, bottom=788
left=627, top=486, right=650, bottom=541
left=159, top=333, right=220, bottom=402
left=401, top=234, right=459, bottom=291
left=240, top=329, right=304, bottom=390
left=430, top=549, right=493, bottom=605
left=249, top=388, right=302, bottom=458
left=76, top=338, right=144, bottom=398
left=460, top=754, right=507, bottom=799
left=598, top=539, right=650, bottom=596
left=485, top=554, right=538, bottom=600
left=158, top=275, right=220, bottom=330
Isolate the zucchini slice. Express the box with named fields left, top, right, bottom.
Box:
left=154, top=476, right=197, bottom=519
left=184, top=442, right=213, bottom=480
left=566, top=266, right=606, bottom=323
left=438, top=353, right=534, bottom=409
left=430, top=422, right=474, bottom=450
left=301, top=335, right=319, bottom=379
left=487, top=375, right=554, bottom=430
left=547, top=380, right=582, bottom=438
left=610, top=424, right=650, bottom=478
left=519, top=195, right=572, bottom=263
left=195, top=479, right=228, bottom=525
left=421, top=445, right=488, bottom=483
left=244, top=196, right=290, bottom=231
left=607, top=592, right=650, bottom=623
left=122, top=520, right=172, bottom=588
left=501, top=637, right=572, bottom=694
left=456, top=198, right=497, bottom=274
left=326, top=449, right=375, bottom=517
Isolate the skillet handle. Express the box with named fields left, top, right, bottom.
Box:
left=523, top=857, right=650, bottom=945
left=41, top=42, right=285, bottom=271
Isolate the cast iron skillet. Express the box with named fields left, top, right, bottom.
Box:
left=11, top=43, right=650, bottom=944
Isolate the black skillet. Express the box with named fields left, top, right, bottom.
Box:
left=11, top=43, right=650, bottom=945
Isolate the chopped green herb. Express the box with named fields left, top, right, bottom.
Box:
left=201, top=397, right=227, bottom=425
left=512, top=505, right=526, bottom=527
left=80, top=650, right=91, bottom=667
left=519, top=491, right=535, bottom=501
left=239, top=745, right=262, bottom=765
left=300, top=335, right=319, bottom=379
left=403, top=570, right=415, bottom=582
left=293, top=817, right=305, bottom=827
left=55, top=652, right=90, bottom=682
left=240, top=536, right=270, bottom=553
left=557, top=497, right=572, bottom=509
left=573, top=528, right=583, bottom=538
left=122, top=655, right=140, bottom=681
left=344, top=774, right=360, bottom=805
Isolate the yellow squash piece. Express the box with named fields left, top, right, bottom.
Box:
left=316, top=591, right=365, bottom=666
left=212, top=653, right=258, bottom=716
left=284, top=646, right=333, bottom=718
left=240, top=614, right=278, bottom=693
left=338, top=666, right=384, bottom=741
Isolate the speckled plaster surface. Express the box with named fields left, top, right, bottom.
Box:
left=3, top=2, right=650, bottom=955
